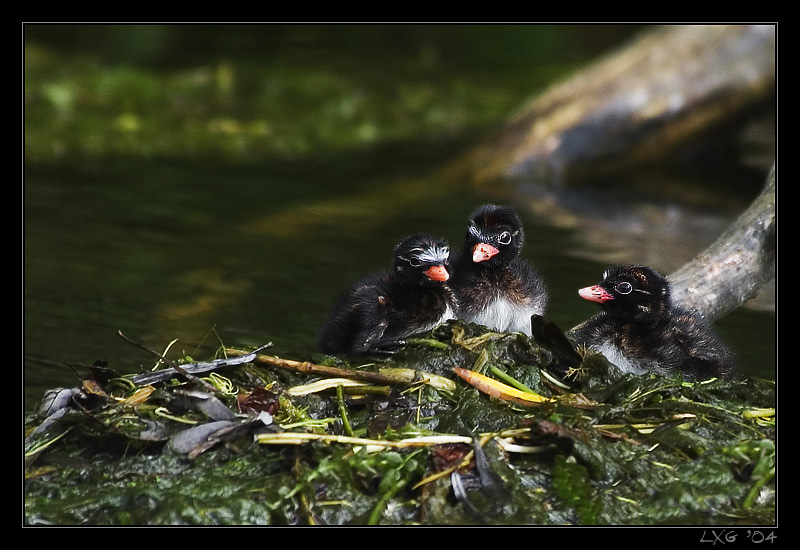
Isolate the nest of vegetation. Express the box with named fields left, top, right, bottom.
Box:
left=24, top=319, right=775, bottom=526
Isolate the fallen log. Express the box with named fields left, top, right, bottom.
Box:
left=469, top=24, right=776, bottom=188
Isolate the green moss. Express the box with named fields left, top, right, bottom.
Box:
left=24, top=321, right=775, bottom=525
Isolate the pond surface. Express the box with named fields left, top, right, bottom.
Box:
left=23, top=25, right=776, bottom=411
left=23, top=157, right=775, bottom=409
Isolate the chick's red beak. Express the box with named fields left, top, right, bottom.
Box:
left=578, top=285, right=614, bottom=303
left=472, top=243, right=499, bottom=263
left=424, top=265, right=450, bottom=282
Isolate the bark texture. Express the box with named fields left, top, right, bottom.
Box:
left=669, top=165, right=776, bottom=321
left=469, top=25, right=776, bottom=188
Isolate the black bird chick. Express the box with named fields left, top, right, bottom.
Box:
left=317, top=234, right=456, bottom=355
left=572, top=264, right=735, bottom=380
left=449, top=204, right=548, bottom=336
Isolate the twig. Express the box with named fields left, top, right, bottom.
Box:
left=255, top=432, right=472, bottom=448
left=118, top=330, right=216, bottom=390
left=336, top=385, right=355, bottom=437
left=117, top=330, right=175, bottom=366
left=128, top=342, right=274, bottom=386
left=225, top=348, right=455, bottom=391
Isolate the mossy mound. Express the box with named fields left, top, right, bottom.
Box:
left=24, top=320, right=775, bottom=526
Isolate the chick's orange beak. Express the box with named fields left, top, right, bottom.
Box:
left=472, top=243, right=499, bottom=263
left=578, top=285, right=615, bottom=303
left=424, top=265, right=450, bottom=282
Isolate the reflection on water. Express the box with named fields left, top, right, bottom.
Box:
left=24, top=158, right=776, bottom=408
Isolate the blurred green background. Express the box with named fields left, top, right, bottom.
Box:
left=25, top=25, right=645, bottom=165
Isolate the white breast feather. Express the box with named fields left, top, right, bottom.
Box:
left=593, top=342, right=646, bottom=375
left=469, top=296, right=538, bottom=336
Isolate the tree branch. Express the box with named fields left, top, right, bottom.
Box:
left=668, top=164, right=776, bottom=321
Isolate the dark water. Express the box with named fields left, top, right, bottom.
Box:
left=23, top=155, right=776, bottom=409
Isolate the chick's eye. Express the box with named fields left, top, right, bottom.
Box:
left=498, top=231, right=512, bottom=245
left=408, top=257, right=422, bottom=267
left=616, top=282, right=633, bottom=294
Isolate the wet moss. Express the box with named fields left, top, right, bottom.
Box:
left=24, top=320, right=775, bottom=525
